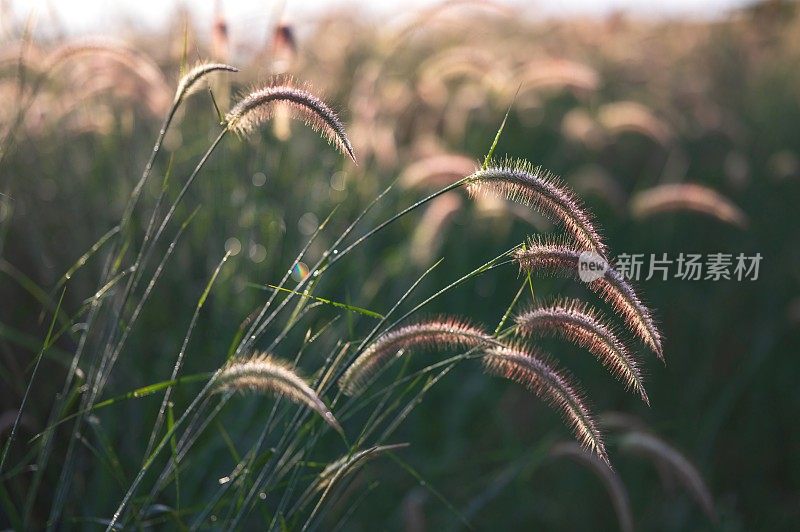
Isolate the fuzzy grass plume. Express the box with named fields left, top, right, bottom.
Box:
left=339, top=317, right=490, bottom=396
left=399, top=153, right=476, bottom=190
left=629, top=182, right=748, bottom=229
left=466, top=159, right=608, bottom=256
left=225, top=77, right=356, bottom=163
left=214, top=353, right=342, bottom=434
left=597, top=101, right=672, bottom=145
left=515, top=298, right=649, bottom=404
left=513, top=237, right=663, bottom=359
left=483, top=343, right=608, bottom=464
left=317, top=443, right=409, bottom=492
left=550, top=441, right=633, bottom=532
left=619, top=431, right=716, bottom=522
left=173, top=62, right=239, bottom=105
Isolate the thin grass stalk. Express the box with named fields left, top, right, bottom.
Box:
left=263, top=298, right=326, bottom=355
left=228, top=380, right=337, bottom=526
left=199, top=395, right=283, bottom=529
left=237, top=182, right=397, bottom=356
left=301, top=444, right=409, bottom=530
left=336, top=254, right=513, bottom=420
left=235, top=206, right=342, bottom=355
left=143, top=252, right=231, bottom=459
left=87, top=131, right=227, bottom=416
left=351, top=354, right=419, bottom=449
left=335, top=253, right=512, bottom=420
left=135, top=393, right=229, bottom=526
left=0, top=287, right=65, bottom=475
left=107, top=378, right=218, bottom=530
left=97, top=207, right=199, bottom=399
left=242, top=173, right=470, bottom=360
left=377, top=349, right=478, bottom=444
left=47, top=202, right=208, bottom=527
left=221, top=329, right=344, bottom=526
left=228, top=332, right=353, bottom=526
left=328, top=259, right=446, bottom=447
left=38, top=74, right=214, bottom=517
left=42, top=256, right=118, bottom=529
left=323, top=177, right=470, bottom=273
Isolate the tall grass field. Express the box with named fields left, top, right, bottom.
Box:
left=1, top=1, right=799, bottom=529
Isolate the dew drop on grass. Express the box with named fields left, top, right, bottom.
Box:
left=291, top=262, right=309, bottom=282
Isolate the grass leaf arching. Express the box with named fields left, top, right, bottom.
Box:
left=213, top=353, right=343, bottom=435
left=515, top=298, right=649, bottom=404
left=513, top=237, right=663, bottom=359
left=483, top=343, right=609, bottom=465
left=225, top=77, right=356, bottom=163
left=466, top=158, right=608, bottom=257
left=338, top=317, right=491, bottom=397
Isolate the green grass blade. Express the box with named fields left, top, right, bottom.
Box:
left=0, top=285, right=65, bottom=476
left=251, top=284, right=384, bottom=319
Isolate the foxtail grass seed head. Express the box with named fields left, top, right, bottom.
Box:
left=597, top=101, right=672, bottom=145
left=174, top=62, right=239, bottom=104
left=483, top=343, right=608, bottom=464
left=399, top=153, right=476, bottom=190
left=44, top=37, right=134, bottom=69
left=513, top=237, right=663, bottom=359
left=515, top=298, right=649, bottom=404
left=226, top=78, right=356, bottom=163
left=619, top=431, right=716, bottom=522
left=466, top=159, right=608, bottom=257
left=317, top=443, right=409, bottom=491
left=214, top=353, right=342, bottom=435
left=629, top=183, right=748, bottom=229
left=550, top=442, right=634, bottom=532
left=339, top=317, right=490, bottom=396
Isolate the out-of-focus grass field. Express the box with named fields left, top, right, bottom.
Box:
left=1, top=1, right=800, bottom=529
